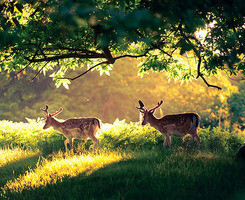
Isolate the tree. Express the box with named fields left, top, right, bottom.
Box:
left=227, top=81, right=245, bottom=129
left=0, top=0, right=244, bottom=89
left=0, top=57, right=237, bottom=127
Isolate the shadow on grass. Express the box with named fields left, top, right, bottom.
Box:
left=0, top=154, right=41, bottom=187
left=2, top=150, right=245, bottom=200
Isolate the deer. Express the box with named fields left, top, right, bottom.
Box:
left=41, top=105, right=101, bottom=152
left=136, top=100, right=200, bottom=150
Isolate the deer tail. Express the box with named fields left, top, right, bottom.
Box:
left=192, top=114, right=199, bottom=129
left=94, top=118, right=101, bottom=129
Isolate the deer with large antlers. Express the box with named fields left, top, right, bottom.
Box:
left=41, top=105, right=101, bottom=152
left=137, top=100, right=200, bottom=150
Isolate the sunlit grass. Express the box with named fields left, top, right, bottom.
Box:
left=2, top=149, right=245, bottom=200
left=1, top=120, right=245, bottom=199
left=0, top=147, right=38, bottom=167
left=1, top=150, right=132, bottom=196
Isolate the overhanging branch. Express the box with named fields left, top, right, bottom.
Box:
left=59, top=52, right=149, bottom=81
left=196, top=57, right=221, bottom=90
left=178, top=23, right=221, bottom=90
left=24, top=52, right=105, bottom=63
left=59, top=61, right=109, bottom=81
left=18, top=61, right=50, bottom=87
left=135, top=30, right=172, bottom=57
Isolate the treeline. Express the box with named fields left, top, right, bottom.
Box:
left=0, top=58, right=245, bottom=129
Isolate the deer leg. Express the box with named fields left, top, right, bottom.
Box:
left=90, top=135, right=101, bottom=150
left=194, top=134, right=200, bottom=149
left=167, top=136, right=172, bottom=150
left=64, top=137, right=73, bottom=152
left=189, top=129, right=200, bottom=149
left=163, top=137, right=168, bottom=148
left=71, top=138, right=75, bottom=150
left=163, top=135, right=171, bottom=150
left=64, top=138, right=69, bottom=152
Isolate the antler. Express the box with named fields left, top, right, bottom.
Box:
left=41, top=105, right=49, bottom=114
left=149, top=101, right=163, bottom=113
left=41, top=105, right=49, bottom=117
left=41, top=105, right=63, bottom=117
left=51, top=108, right=63, bottom=117
left=136, top=100, right=147, bottom=113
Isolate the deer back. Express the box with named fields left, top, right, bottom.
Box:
left=63, top=118, right=100, bottom=131
left=159, top=113, right=199, bottom=132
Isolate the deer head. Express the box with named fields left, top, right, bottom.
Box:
left=136, top=100, right=163, bottom=125
left=41, top=105, right=63, bottom=129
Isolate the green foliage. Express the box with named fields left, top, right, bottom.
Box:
left=227, top=81, right=245, bottom=128
left=1, top=119, right=245, bottom=199
left=101, top=120, right=245, bottom=153
left=0, top=0, right=244, bottom=85
left=0, top=119, right=66, bottom=154
left=1, top=119, right=244, bottom=154
left=100, top=119, right=162, bottom=150
left=199, top=127, right=245, bottom=154
left=0, top=58, right=239, bottom=128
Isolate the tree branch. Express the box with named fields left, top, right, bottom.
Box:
left=102, top=47, right=115, bottom=64
left=44, top=46, right=104, bottom=57
left=196, top=57, right=221, bottom=90
left=17, top=49, right=39, bottom=74
left=178, top=23, right=221, bottom=90
left=59, top=61, right=109, bottom=81
left=114, top=52, right=148, bottom=60
left=17, top=62, right=31, bottom=74
left=199, top=74, right=222, bottom=90
left=59, top=52, right=148, bottom=81
left=24, top=52, right=105, bottom=63
left=18, top=61, right=49, bottom=87
left=135, top=30, right=172, bottom=57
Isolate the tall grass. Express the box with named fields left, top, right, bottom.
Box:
left=0, top=119, right=245, bottom=154
left=0, top=119, right=65, bottom=153
left=100, top=119, right=245, bottom=154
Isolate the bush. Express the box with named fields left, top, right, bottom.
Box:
left=0, top=119, right=244, bottom=154
left=100, top=119, right=245, bottom=153
left=199, top=127, right=245, bottom=154
left=0, top=119, right=65, bottom=154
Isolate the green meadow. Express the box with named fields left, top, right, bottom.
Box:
left=1, top=119, right=245, bottom=200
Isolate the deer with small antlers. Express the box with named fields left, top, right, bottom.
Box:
left=136, top=100, right=200, bottom=150
left=41, top=105, right=101, bottom=152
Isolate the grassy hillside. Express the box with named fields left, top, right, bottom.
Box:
left=0, top=120, right=245, bottom=199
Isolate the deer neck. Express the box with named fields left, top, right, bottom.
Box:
left=50, top=117, right=63, bottom=131
left=147, top=114, right=161, bottom=130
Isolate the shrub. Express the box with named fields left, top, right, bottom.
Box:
left=0, top=119, right=65, bottom=154
left=0, top=119, right=244, bottom=154
left=199, top=127, right=245, bottom=153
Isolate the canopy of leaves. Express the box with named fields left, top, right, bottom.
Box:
left=0, top=0, right=244, bottom=89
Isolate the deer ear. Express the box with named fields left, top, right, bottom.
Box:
left=139, top=100, right=144, bottom=107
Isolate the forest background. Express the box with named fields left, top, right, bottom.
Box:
left=1, top=57, right=244, bottom=130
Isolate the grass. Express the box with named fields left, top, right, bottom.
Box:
left=0, top=147, right=41, bottom=187
left=1, top=119, right=245, bottom=199
left=1, top=149, right=245, bottom=200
